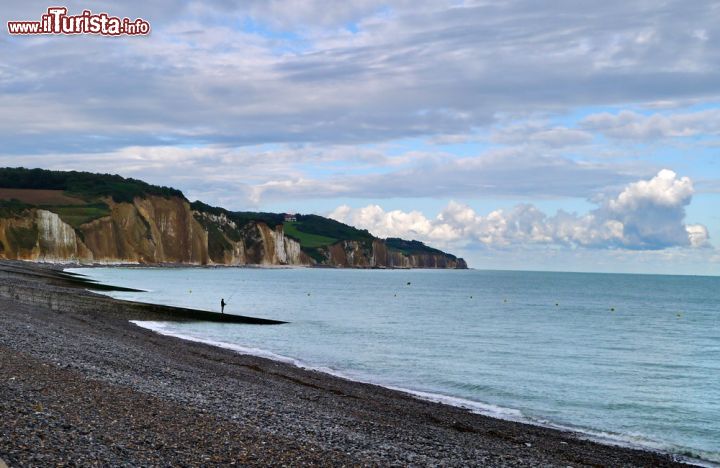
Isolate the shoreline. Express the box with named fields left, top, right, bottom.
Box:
left=130, top=319, right=712, bottom=465
left=14, top=257, right=469, bottom=271
left=132, top=319, right=529, bottom=420
left=0, top=260, right=699, bottom=466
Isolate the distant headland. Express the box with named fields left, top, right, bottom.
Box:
left=0, top=167, right=466, bottom=268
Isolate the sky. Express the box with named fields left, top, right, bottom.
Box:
left=2, top=0, right=720, bottom=274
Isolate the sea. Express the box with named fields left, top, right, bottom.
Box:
left=67, top=267, right=720, bottom=464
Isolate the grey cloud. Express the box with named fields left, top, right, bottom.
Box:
left=491, top=123, right=593, bottom=148
left=580, top=109, right=720, bottom=141
left=1, top=144, right=644, bottom=208
left=251, top=149, right=644, bottom=201
left=0, top=143, right=393, bottom=207
left=2, top=1, right=720, bottom=155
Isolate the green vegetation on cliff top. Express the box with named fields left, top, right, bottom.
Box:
left=291, top=215, right=373, bottom=243
left=190, top=201, right=285, bottom=229
left=385, top=238, right=456, bottom=259
left=0, top=167, right=184, bottom=203
left=45, top=203, right=111, bottom=229
left=283, top=222, right=338, bottom=248
left=0, top=199, right=30, bottom=218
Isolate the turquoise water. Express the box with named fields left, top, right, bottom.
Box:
left=69, top=267, right=720, bottom=463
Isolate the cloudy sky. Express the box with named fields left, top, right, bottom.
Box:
left=3, top=1, right=720, bottom=274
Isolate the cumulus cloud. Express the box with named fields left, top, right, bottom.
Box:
left=581, top=109, right=720, bottom=140
left=329, top=204, right=462, bottom=243
left=686, top=224, right=711, bottom=248
left=330, top=170, right=710, bottom=251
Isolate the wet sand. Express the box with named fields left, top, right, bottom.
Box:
left=0, top=260, right=691, bottom=466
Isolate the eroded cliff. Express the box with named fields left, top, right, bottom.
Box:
left=0, top=197, right=208, bottom=264
left=0, top=193, right=465, bottom=268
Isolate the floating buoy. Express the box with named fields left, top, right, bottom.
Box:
left=555, top=303, right=559, bottom=307
left=407, top=281, right=411, bottom=286
left=610, top=307, right=615, bottom=312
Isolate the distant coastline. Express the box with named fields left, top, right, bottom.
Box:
left=0, top=168, right=466, bottom=269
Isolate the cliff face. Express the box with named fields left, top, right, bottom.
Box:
left=0, top=195, right=466, bottom=268
left=0, top=197, right=208, bottom=264
left=79, top=197, right=208, bottom=264
left=194, top=210, right=310, bottom=266
left=371, top=240, right=467, bottom=268
left=0, top=210, right=91, bottom=262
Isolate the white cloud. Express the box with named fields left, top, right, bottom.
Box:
left=687, top=224, right=710, bottom=248
left=608, top=169, right=694, bottom=209
left=329, top=170, right=710, bottom=251
left=599, top=169, right=704, bottom=248
left=329, top=204, right=463, bottom=243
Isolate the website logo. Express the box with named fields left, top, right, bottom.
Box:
left=7, top=7, right=151, bottom=36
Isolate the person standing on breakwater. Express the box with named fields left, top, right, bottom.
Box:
left=221, top=298, right=226, bottom=314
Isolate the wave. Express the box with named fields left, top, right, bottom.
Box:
left=130, top=320, right=717, bottom=467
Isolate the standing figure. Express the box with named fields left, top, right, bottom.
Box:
left=221, top=298, right=226, bottom=314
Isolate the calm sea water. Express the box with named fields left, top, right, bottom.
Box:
left=69, top=267, right=720, bottom=463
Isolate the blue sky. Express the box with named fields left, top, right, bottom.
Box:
left=2, top=0, right=720, bottom=274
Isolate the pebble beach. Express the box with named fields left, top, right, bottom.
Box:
left=0, top=261, right=690, bottom=466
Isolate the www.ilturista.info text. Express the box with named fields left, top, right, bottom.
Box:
left=7, top=7, right=150, bottom=36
